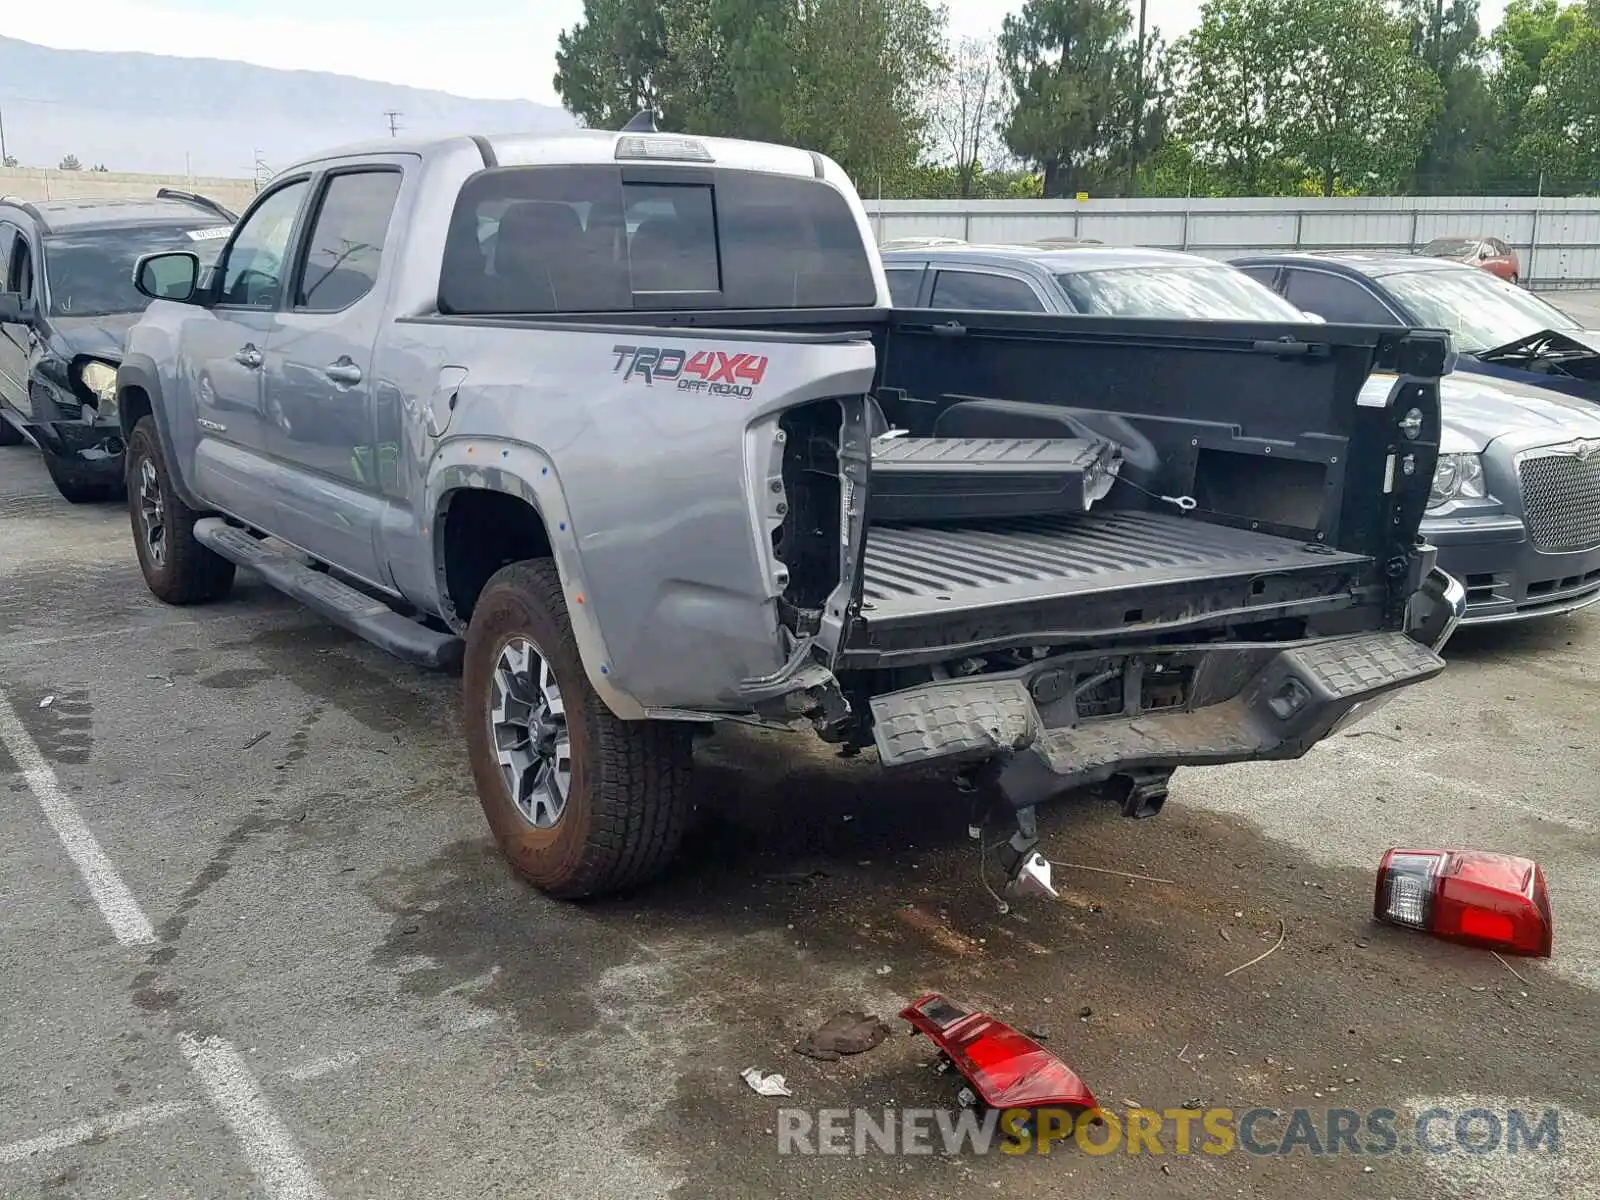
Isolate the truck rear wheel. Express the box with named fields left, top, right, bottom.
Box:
left=463, top=559, right=693, bottom=899
left=125, top=416, right=236, bottom=604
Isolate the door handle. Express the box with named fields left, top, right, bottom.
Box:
left=324, top=360, right=363, bottom=386
left=234, top=345, right=263, bottom=369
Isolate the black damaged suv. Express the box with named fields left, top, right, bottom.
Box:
left=0, top=189, right=235, bottom=501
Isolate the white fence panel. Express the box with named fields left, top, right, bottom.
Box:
left=865, top=196, right=1600, bottom=288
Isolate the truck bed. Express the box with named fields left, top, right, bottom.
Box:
left=844, top=511, right=1372, bottom=666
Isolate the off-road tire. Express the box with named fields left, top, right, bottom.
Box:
left=125, top=416, right=236, bottom=604
left=463, top=559, right=693, bottom=899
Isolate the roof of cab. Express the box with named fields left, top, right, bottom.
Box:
left=0, top=195, right=231, bottom=234
left=1231, top=250, right=1473, bottom=279
left=282, top=129, right=829, bottom=181
left=881, top=243, right=1225, bottom=272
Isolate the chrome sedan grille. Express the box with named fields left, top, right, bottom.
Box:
left=1517, top=445, right=1600, bottom=553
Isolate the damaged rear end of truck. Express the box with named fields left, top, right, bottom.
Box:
left=762, top=310, right=1459, bottom=893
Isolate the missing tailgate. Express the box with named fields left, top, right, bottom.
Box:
left=774, top=399, right=844, bottom=634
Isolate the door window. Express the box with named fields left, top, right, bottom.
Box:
left=1280, top=269, right=1395, bottom=324
left=929, top=270, right=1045, bottom=313
left=6, top=232, right=35, bottom=302
left=885, top=267, right=924, bottom=306
left=0, top=222, right=14, bottom=290
left=217, top=179, right=310, bottom=308
left=1235, top=265, right=1282, bottom=291
left=294, top=170, right=403, bottom=312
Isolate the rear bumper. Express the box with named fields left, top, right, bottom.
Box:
left=1424, top=513, right=1600, bottom=624
left=867, top=571, right=1463, bottom=808
left=871, top=630, right=1444, bottom=804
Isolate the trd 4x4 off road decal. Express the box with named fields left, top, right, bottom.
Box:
left=611, top=345, right=770, bottom=398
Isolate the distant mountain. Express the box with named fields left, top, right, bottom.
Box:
left=0, top=36, right=574, bottom=177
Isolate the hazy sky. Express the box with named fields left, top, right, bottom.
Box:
left=10, top=0, right=1513, bottom=108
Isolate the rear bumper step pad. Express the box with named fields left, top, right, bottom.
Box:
left=193, top=519, right=463, bottom=670
left=870, top=631, right=1443, bottom=798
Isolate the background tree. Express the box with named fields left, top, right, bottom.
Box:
left=1176, top=0, right=1438, bottom=196
left=659, top=0, right=792, bottom=140
left=927, top=37, right=1012, bottom=198
left=58, top=154, right=82, bottom=171
left=782, top=0, right=946, bottom=195
left=1401, top=0, right=1497, bottom=191
left=998, top=0, right=1146, bottom=197
left=2, top=155, right=16, bottom=168
left=553, top=0, right=669, bottom=129
left=1495, top=0, right=1599, bottom=186
left=555, top=0, right=943, bottom=194
left=1289, top=0, right=1441, bottom=194
left=1174, top=0, right=1308, bottom=194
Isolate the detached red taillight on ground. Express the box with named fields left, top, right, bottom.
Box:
left=1374, top=849, right=1553, bottom=957
left=900, top=993, right=1098, bottom=1112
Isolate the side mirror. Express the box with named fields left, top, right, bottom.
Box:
left=0, top=291, right=36, bottom=325
left=1300, top=309, right=1328, bottom=323
left=134, top=251, right=202, bottom=303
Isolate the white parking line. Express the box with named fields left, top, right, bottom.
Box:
left=0, top=1102, right=198, bottom=1166
left=178, top=1035, right=328, bottom=1200
left=0, top=687, right=327, bottom=1199
left=0, top=689, right=156, bottom=946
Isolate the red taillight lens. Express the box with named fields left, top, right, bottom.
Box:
left=1374, top=849, right=1553, bottom=957
left=900, top=993, right=1098, bottom=1111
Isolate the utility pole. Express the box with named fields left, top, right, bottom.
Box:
left=383, top=110, right=402, bottom=138
left=0, top=101, right=8, bottom=166
left=1130, top=0, right=1147, bottom=197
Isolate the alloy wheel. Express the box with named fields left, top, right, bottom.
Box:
left=489, top=635, right=573, bottom=828
left=137, top=457, right=166, bottom=567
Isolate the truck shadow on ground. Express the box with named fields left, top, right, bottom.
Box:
left=369, top=722, right=1600, bottom=1199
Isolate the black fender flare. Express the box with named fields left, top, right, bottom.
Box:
left=117, top=355, right=202, bottom=509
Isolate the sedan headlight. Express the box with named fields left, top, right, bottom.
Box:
left=78, top=360, right=119, bottom=417
left=1428, top=452, right=1486, bottom=511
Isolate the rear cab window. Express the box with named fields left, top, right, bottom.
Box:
left=438, top=164, right=878, bottom=315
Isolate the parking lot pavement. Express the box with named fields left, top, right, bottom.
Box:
left=3, top=440, right=1599, bottom=1200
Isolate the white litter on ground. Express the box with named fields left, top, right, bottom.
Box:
left=741, top=1068, right=794, bottom=1098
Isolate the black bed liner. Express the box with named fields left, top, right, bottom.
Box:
left=842, top=511, right=1373, bottom=666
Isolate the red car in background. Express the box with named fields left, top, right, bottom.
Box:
left=1419, top=235, right=1522, bottom=284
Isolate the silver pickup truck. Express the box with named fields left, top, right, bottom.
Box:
left=116, top=126, right=1464, bottom=900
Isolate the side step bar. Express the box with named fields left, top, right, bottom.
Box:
left=193, top=518, right=463, bottom=670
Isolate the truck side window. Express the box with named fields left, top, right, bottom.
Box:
left=929, top=270, right=1044, bottom=313
left=1280, top=269, right=1395, bottom=324
left=294, top=170, right=403, bottom=312
left=0, top=223, right=13, bottom=290
left=217, top=179, right=310, bottom=309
